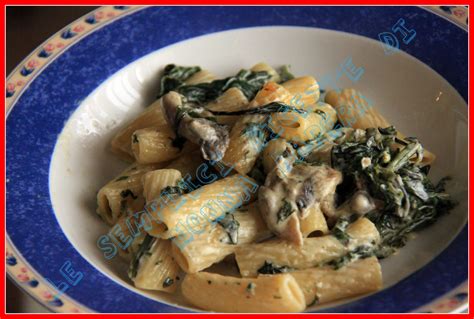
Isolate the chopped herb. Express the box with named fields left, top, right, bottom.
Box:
left=273, top=295, right=283, bottom=299
left=331, top=216, right=353, bottom=245
left=246, top=282, right=256, bottom=295
left=217, top=214, right=240, bottom=245
left=278, top=65, right=295, bottom=83
left=160, top=185, right=184, bottom=196
left=120, top=189, right=138, bottom=199
left=163, top=277, right=174, bottom=288
left=277, top=200, right=294, bottom=223
left=308, top=295, right=319, bottom=307
left=327, top=245, right=374, bottom=270
left=257, top=261, right=292, bottom=274
left=128, top=235, right=154, bottom=279
left=132, top=134, right=139, bottom=144
left=115, top=176, right=129, bottom=182
left=155, top=260, right=163, bottom=266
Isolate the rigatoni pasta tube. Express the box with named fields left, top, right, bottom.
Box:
left=184, top=69, right=216, bottom=85
left=248, top=81, right=293, bottom=108
left=118, top=233, right=145, bottom=262
left=142, top=169, right=182, bottom=202
left=110, top=99, right=170, bottom=160
left=96, top=163, right=158, bottom=225
left=207, top=87, right=250, bottom=128
left=131, top=127, right=196, bottom=164
left=299, top=205, right=329, bottom=237
left=325, top=88, right=388, bottom=129
left=148, top=174, right=259, bottom=238
left=325, top=88, right=435, bottom=165
left=112, top=213, right=148, bottom=262
left=282, top=76, right=320, bottom=109
left=235, top=217, right=380, bottom=277
left=268, top=102, right=337, bottom=144
left=222, top=115, right=267, bottom=175
left=292, top=257, right=382, bottom=306
left=182, top=272, right=306, bottom=313
left=251, top=62, right=280, bottom=83
left=261, top=138, right=297, bottom=175
left=171, top=203, right=271, bottom=273
left=206, top=87, right=249, bottom=113
left=132, top=238, right=181, bottom=293
left=165, top=149, right=203, bottom=179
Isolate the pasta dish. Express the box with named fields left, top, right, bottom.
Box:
left=95, top=63, right=455, bottom=312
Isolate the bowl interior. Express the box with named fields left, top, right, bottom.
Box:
left=49, top=26, right=468, bottom=311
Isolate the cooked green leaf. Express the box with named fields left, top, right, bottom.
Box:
left=257, top=261, right=292, bottom=274
left=162, top=277, right=174, bottom=288
left=157, top=64, right=201, bottom=97
left=128, top=235, right=154, bottom=279
left=277, top=200, right=294, bottom=222
left=278, top=65, right=295, bottom=83
left=332, top=127, right=456, bottom=258
left=217, top=214, right=240, bottom=245
left=168, top=69, right=271, bottom=105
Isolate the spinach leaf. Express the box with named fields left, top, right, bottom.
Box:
left=128, top=235, right=155, bottom=279
left=162, top=277, right=174, bottom=288
left=157, top=64, right=201, bottom=97
left=277, top=200, right=294, bottom=223
left=246, top=282, right=257, bottom=295
left=173, top=69, right=271, bottom=105
left=160, top=185, right=185, bottom=196
left=332, top=127, right=456, bottom=258
left=308, top=295, right=320, bottom=307
left=331, top=216, right=353, bottom=245
left=257, top=261, right=293, bottom=274
left=278, top=65, right=295, bottom=83
left=213, top=101, right=307, bottom=116
left=327, top=245, right=374, bottom=270
left=217, top=214, right=240, bottom=245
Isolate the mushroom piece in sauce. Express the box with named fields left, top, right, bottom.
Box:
left=258, top=163, right=342, bottom=246
left=161, top=91, right=230, bottom=162
left=325, top=190, right=376, bottom=226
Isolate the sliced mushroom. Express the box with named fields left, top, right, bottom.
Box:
left=258, top=163, right=342, bottom=246
left=326, top=190, right=376, bottom=225
left=161, top=92, right=230, bottom=161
